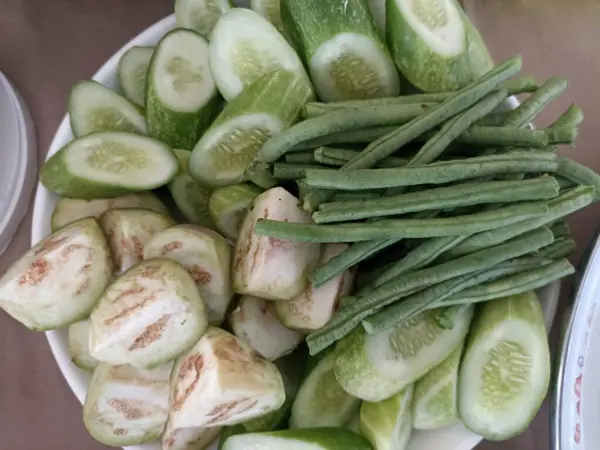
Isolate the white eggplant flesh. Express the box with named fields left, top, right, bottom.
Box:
left=233, top=187, right=320, bottom=301
left=83, top=362, right=172, bottom=447
left=161, top=417, right=221, bottom=450
left=99, top=208, right=175, bottom=275
left=144, top=225, right=233, bottom=326
left=230, top=295, right=303, bottom=361
left=275, top=244, right=355, bottom=333
left=69, top=319, right=100, bottom=371
left=89, top=258, right=208, bottom=369
left=169, top=327, right=285, bottom=428
left=0, top=218, right=113, bottom=330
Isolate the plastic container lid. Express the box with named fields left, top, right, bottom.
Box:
left=0, top=71, right=37, bottom=256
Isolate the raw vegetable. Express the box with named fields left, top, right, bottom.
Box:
left=50, top=192, right=168, bottom=231
left=230, top=295, right=304, bottom=360
left=345, top=409, right=362, bottom=434
left=68, top=319, right=100, bottom=371
left=83, top=362, right=172, bottom=446
left=333, top=306, right=473, bottom=401
left=118, top=46, right=154, bottom=107
left=233, top=187, right=321, bottom=301
left=251, top=0, right=284, bottom=32
left=146, top=29, right=220, bottom=150
left=99, top=208, right=175, bottom=274
left=169, top=327, right=285, bottom=428
left=275, top=244, right=355, bottom=332
left=222, top=428, right=372, bottom=450
left=69, top=80, right=147, bottom=137
left=189, top=70, right=312, bottom=187
left=89, top=258, right=208, bottom=368
left=175, top=0, right=232, bottom=38
left=208, top=8, right=311, bottom=101
left=281, top=0, right=400, bottom=102
left=360, top=385, right=413, bottom=450
left=458, top=291, right=551, bottom=440
left=290, top=350, right=360, bottom=428
left=40, top=131, right=179, bottom=199
left=0, top=218, right=112, bottom=330
left=367, top=0, right=386, bottom=35
left=209, top=184, right=263, bottom=240
left=143, top=225, right=233, bottom=326
left=161, top=418, right=221, bottom=450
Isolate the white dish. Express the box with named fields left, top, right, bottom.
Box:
left=30, top=11, right=562, bottom=450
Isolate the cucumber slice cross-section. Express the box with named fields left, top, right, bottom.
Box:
left=175, top=0, right=232, bottom=39
left=118, top=46, right=154, bottom=107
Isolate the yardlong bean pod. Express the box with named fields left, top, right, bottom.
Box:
left=273, top=163, right=331, bottom=181
left=314, top=147, right=409, bottom=168
left=556, top=156, right=600, bottom=198
left=285, top=151, right=315, bottom=164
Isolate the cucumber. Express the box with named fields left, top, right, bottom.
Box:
left=68, top=319, right=100, bottom=371
left=99, top=208, right=175, bottom=275
left=40, top=132, right=179, bottom=199
left=175, top=0, right=232, bottom=38
left=345, top=409, right=362, bottom=434
left=458, top=291, right=551, bottom=440
left=83, top=362, right=172, bottom=447
left=69, top=80, right=147, bottom=136
left=89, top=258, right=208, bottom=369
left=281, top=0, right=400, bottom=102
left=118, top=46, right=154, bottom=107
left=367, top=0, right=386, bottom=35
left=50, top=193, right=168, bottom=232
left=290, top=350, right=360, bottom=428
left=334, top=307, right=473, bottom=402
left=360, top=385, right=413, bottom=450
left=169, top=327, right=285, bottom=428
left=222, top=428, right=372, bottom=450
left=219, top=425, right=246, bottom=450
left=189, top=70, right=312, bottom=187
left=413, top=344, right=463, bottom=430
left=0, top=218, right=112, bottom=331
left=169, top=149, right=215, bottom=228
left=161, top=418, right=221, bottom=450
left=387, top=0, right=480, bottom=92
left=250, top=0, right=284, bottom=32
left=209, top=184, right=263, bottom=240
left=147, top=29, right=221, bottom=150
left=456, top=1, right=494, bottom=79
left=209, top=8, right=311, bottom=101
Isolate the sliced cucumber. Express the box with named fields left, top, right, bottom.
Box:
left=175, top=0, right=232, bottom=38
left=83, top=362, right=172, bottom=447
left=189, top=70, right=312, bottom=187
left=99, top=208, right=175, bottom=274
left=144, top=225, right=233, bottom=326
left=413, top=344, right=463, bottom=430
left=334, top=307, right=473, bottom=402
left=147, top=29, right=220, bottom=150
left=209, top=184, right=263, bottom=241
left=118, top=46, right=154, bottom=107
left=0, top=218, right=112, bottom=330
left=456, top=1, right=494, bottom=79
left=219, top=425, right=246, bottom=450
left=89, top=258, right=208, bottom=369
left=275, top=243, right=355, bottom=333
left=290, top=350, right=360, bottom=428
left=169, top=327, right=285, bottom=428
left=50, top=192, right=168, bottom=232
left=281, top=0, right=399, bottom=102
left=233, top=187, right=321, bottom=301
left=161, top=418, right=221, bottom=450
left=367, top=0, right=387, bottom=35
left=69, top=319, right=100, bottom=371
left=458, top=291, right=550, bottom=440
left=69, top=80, right=147, bottom=137
left=360, top=385, right=413, bottom=450
left=209, top=8, right=311, bottom=101
left=40, top=132, right=179, bottom=199
left=345, top=408, right=362, bottom=434
left=250, top=0, right=284, bottom=32
left=230, top=295, right=304, bottom=361
left=222, top=428, right=372, bottom=450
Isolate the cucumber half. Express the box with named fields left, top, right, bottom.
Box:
left=118, top=46, right=154, bottom=107
left=175, top=0, right=232, bottom=38
left=69, top=80, right=147, bottom=137
left=250, top=0, right=284, bottom=32
left=68, top=319, right=100, bottom=371
left=458, top=291, right=550, bottom=440
left=208, top=184, right=263, bottom=240
left=222, top=428, right=372, bottom=450
left=147, top=29, right=220, bottom=150
left=209, top=8, right=311, bottom=101
left=40, top=132, right=179, bottom=199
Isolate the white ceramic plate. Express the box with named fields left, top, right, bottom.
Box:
left=30, top=11, right=562, bottom=450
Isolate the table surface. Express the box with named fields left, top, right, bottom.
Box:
left=1, top=0, right=599, bottom=448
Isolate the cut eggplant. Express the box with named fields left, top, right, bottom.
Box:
left=161, top=417, right=221, bottom=450
left=69, top=319, right=100, bottom=371
left=0, top=218, right=112, bottom=330
left=89, top=258, right=208, bottom=368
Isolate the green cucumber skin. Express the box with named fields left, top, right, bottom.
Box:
left=168, top=172, right=215, bottom=227
left=222, top=428, right=372, bottom=450
left=386, top=0, right=479, bottom=93
left=146, top=29, right=222, bottom=150
left=117, top=46, right=154, bottom=107
left=455, top=0, right=494, bottom=79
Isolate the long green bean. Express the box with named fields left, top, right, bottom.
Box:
left=550, top=220, right=570, bottom=239
left=314, top=147, right=409, bottom=168
left=285, top=151, right=315, bottom=164
left=313, top=176, right=560, bottom=223
left=552, top=104, right=584, bottom=128
left=273, top=163, right=330, bottom=181
left=537, top=237, right=576, bottom=260
left=556, top=156, right=600, bottom=198
left=452, top=124, right=575, bottom=147
left=332, top=190, right=384, bottom=201
left=293, top=126, right=398, bottom=149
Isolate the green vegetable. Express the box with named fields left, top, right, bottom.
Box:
left=68, top=319, right=100, bottom=371
left=286, top=151, right=316, bottom=164
left=436, top=304, right=473, bottom=329
left=273, top=163, right=331, bottom=181
left=556, top=156, right=600, bottom=198
left=146, top=29, right=220, bottom=150
left=209, top=183, right=263, bottom=240
left=251, top=0, right=284, bottom=31
left=222, top=428, right=372, bottom=450
left=118, top=46, right=154, bottom=107
left=175, top=0, right=231, bottom=38
left=313, top=147, right=408, bottom=168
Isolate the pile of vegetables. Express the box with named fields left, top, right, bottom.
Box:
left=0, top=0, right=597, bottom=449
